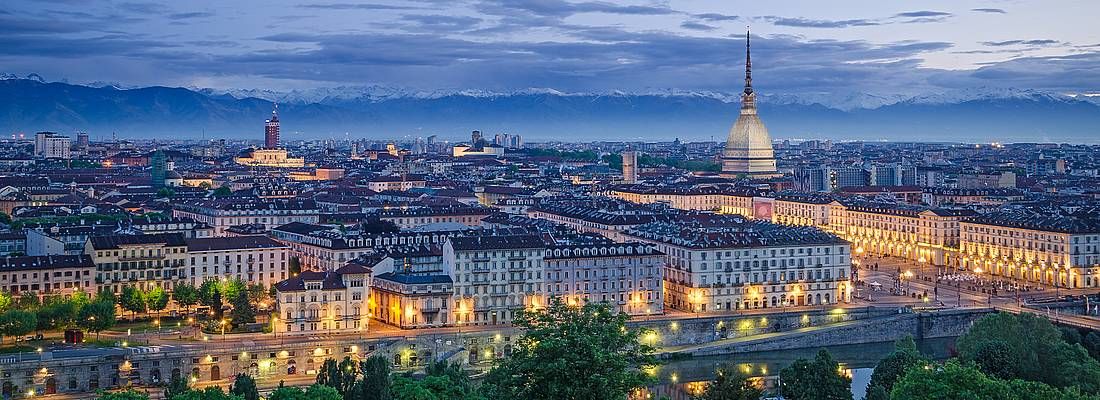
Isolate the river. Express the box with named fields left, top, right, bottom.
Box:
left=639, top=338, right=957, bottom=400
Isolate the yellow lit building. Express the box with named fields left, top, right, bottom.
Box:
left=234, top=148, right=307, bottom=168
left=959, top=211, right=1100, bottom=288
left=826, top=200, right=972, bottom=268
left=273, top=264, right=371, bottom=336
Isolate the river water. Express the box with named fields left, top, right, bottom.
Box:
left=639, top=338, right=956, bottom=400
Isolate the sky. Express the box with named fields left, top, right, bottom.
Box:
left=4, top=0, right=1100, bottom=96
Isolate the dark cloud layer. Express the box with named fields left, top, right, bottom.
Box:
left=1, top=1, right=1097, bottom=96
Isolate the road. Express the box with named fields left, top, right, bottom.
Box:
left=856, top=254, right=1100, bottom=330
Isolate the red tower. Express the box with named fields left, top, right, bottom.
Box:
left=265, top=104, right=280, bottom=149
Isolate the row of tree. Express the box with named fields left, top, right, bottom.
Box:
left=0, top=290, right=116, bottom=342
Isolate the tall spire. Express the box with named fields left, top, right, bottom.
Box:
left=744, top=27, right=753, bottom=96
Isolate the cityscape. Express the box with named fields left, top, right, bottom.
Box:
left=3, top=1, right=1100, bottom=400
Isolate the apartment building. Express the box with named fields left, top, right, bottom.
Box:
left=443, top=234, right=547, bottom=326
left=544, top=243, right=664, bottom=316
left=172, top=199, right=319, bottom=236
left=623, top=216, right=852, bottom=313
left=184, top=235, right=290, bottom=289
left=273, top=263, right=372, bottom=336
left=86, top=233, right=188, bottom=293
left=960, top=210, right=1100, bottom=288
left=0, top=255, right=95, bottom=297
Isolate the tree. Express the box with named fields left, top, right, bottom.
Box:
left=268, top=385, right=342, bottom=400
left=79, top=299, right=117, bottom=339
left=316, top=357, right=358, bottom=397
left=247, top=284, right=269, bottom=306
left=888, top=360, right=1095, bottom=400
left=0, top=309, right=37, bottom=343
left=971, top=340, right=1015, bottom=380
left=956, top=312, right=1100, bottom=392
left=147, top=286, right=169, bottom=317
left=14, top=292, right=40, bottom=310
left=695, top=364, right=762, bottom=400
left=778, top=349, right=852, bottom=400
left=173, top=284, right=200, bottom=315
left=866, top=384, right=889, bottom=400
left=99, top=390, right=151, bottom=400
left=199, top=280, right=224, bottom=318
left=0, top=290, right=12, bottom=312
left=229, top=290, right=255, bottom=328
left=868, top=336, right=927, bottom=395
left=480, top=297, right=657, bottom=400
left=288, top=257, right=302, bottom=276
left=171, top=387, right=243, bottom=400
left=119, top=286, right=147, bottom=320
left=213, top=186, right=232, bottom=197
left=230, top=374, right=260, bottom=400
left=351, top=355, right=392, bottom=400
left=165, top=376, right=190, bottom=400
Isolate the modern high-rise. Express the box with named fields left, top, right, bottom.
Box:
left=34, top=132, right=72, bottom=159
left=721, top=31, right=779, bottom=179
left=265, top=104, right=280, bottom=149
left=622, top=150, right=638, bottom=184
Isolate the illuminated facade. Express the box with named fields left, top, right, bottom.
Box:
left=959, top=212, right=1100, bottom=288
left=544, top=243, right=664, bottom=316
left=624, top=218, right=852, bottom=313
left=826, top=200, right=971, bottom=268
left=443, top=235, right=546, bottom=326
left=609, top=185, right=756, bottom=216
left=274, top=263, right=371, bottom=336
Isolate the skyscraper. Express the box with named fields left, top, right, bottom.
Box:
left=265, top=104, right=280, bottom=149
left=721, top=30, right=779, bottom=179
left=622, top=150, right=638, bottom=184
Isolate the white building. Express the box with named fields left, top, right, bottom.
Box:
left=443, top=234, right=546, bottom=326
left=274, top=263, right=372, bottom=336
left=623, top=216, right=852, bottom=313
left=185, top=235, right=290, bottom=289
left=34, top=132, right=71, bottom=160
left=544, top=243, right=664, bottom=316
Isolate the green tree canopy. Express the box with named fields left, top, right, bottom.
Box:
left=778, top=349, right=852, bottom=400
left=173, top=283, right=200, bottom=314
left=956, top=312, right=1100, bottom=392
left=99, top=389, right=151, bottom=400
left=147, top=286, right=169, bottom=316
left=695, top=364, right=762, bottom=400
left=351, top=355, right=393, bottom=400
left=229, top=290, right=255, bottom=328
left=316, top=357, right=358, bottom=396
left=78, top=298, right=117, bottom=339
left=867, top=336, right=928, bottom=396
left=229, top=373, right=260, bottom=400
left=889, top=360, right=1096, bottom=400
left=480, top=297, right=657, bottom=400
left=119, top=286, right=147, bottom=318
left=165, top=376, right=190, bottom=400
left=0, top=309, right=37, bottom=342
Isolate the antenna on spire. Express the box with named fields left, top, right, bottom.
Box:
left=744, top=27, right=753, bottom=95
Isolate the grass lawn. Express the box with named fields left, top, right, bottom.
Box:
left=0, top=344, right=37, bottom=354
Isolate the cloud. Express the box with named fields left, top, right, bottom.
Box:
left=762, top=16, right=880, bottom=28
left=297, top=3, right=422, bottom=10
left=401, top=14, right=482, bottom=32
left=971, top=8, right=1007, bottom=14
left=476, top=0, right=677, bottom=20
left=982, top=39, right=1062, bottom=47
left=894, top=11, right=952, bottom=18
left=680, top=21, right=716, bottom=31
left=694, top=13, right=737, bottom=22
left=169, top=12, right=214, bottom=20
left=116, top=2, right=170, bottom=15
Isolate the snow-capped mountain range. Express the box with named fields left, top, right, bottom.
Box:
left=197, top=84, right=1100, bottom=112
left=3, top=73, right=1100, bottom=142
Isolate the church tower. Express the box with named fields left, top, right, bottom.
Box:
left=721, top=30, right=779, bottom=179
